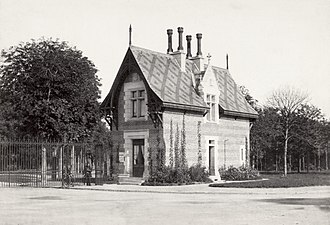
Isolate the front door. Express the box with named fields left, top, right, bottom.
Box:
left=209, top=141, right=215, bottom=176
left=132, top=139, right=145, bottom=177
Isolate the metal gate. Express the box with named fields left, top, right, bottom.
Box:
left=0, top=140, right=104, bottom=188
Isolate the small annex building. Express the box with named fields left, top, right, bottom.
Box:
left=101, top=27, right=258, bottom=181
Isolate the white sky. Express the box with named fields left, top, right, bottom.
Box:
left=1, top=0, right=329, bottom=118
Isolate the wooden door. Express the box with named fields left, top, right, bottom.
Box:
left=132, top=139, right=145, bottom=177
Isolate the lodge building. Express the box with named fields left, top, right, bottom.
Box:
left=101, top=27, right=257, bottom=181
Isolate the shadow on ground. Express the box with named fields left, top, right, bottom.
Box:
left=259, top=197, right=330, bottom=212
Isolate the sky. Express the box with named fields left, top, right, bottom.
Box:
left=0, top=0, right=329, bottom=118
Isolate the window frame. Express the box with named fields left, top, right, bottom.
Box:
left=206, top=94, right=216, bottom=122
left=131, top=89, right=146, bottom=118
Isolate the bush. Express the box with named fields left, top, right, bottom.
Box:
left=143, top=164, right=213, bottom=185
left=145, top=166, right=191, bottom=185
left=219, top=166, right=261, bottom=181
left=189, top=164, right=213, bottom=183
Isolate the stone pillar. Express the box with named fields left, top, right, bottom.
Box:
left=41, top=146, right=47, bottom=186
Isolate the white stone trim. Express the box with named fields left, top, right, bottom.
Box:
left=204, top=135, right=221, bottom=181
left=123, top=130, right=149, bottom=178
left=123, top=80, right=148, bottom=122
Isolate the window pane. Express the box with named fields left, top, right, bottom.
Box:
left=211, top=103, right=215, bottom=121
left=140, top=99, right=146, bottom=117
left=132, top=91, right=137, bottom=98
left=132, top=100, right=137, bottom=117
left=139, top=90, right=145, bottom=98
left=206, top=94, right=210, bottom=101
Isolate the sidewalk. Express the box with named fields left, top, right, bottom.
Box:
left=68, top=182, right=330, bottom=196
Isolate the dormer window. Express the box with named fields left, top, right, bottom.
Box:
left=206, top=94, right=216, bottom=121
left=131, top=90, right=146, bottom=118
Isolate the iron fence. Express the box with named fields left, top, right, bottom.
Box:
left=0, top=140, right=108, bottom=188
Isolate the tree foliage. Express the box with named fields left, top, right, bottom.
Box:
left=239, top=85, right=258, bottom=110
left=0, top=38, right=101, bottom=141
left=266, top=86, right=309, bottom=175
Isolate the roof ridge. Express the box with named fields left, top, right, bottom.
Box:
left=211, top=65, right=227, bottom=71
left=130, top=45, right=172, bottom=58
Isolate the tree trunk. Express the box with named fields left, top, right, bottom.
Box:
left=288, top=154, right=292, bottom=173
left=326, top=145, right=328, bottom=170
left=275, top=155, right=278, bottom=172
left=284, top=128, right=289, bottom=176
left=298, top=156, right=301, bottom=173
left=264, top=151, right=267, bottom=171
left=302, top=156, right=305, bottom=172
left=318, top=147, right=321, bottom=171
left=314, top=155, right=317, bottom=171
left=307, top=153, right=310, bottom=173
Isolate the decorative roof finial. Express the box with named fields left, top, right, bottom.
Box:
left=129, top=24, right=132, bottom=47
left=207, top=53, right=212, bottom=64
left=226, top=53, right=229, bottom=70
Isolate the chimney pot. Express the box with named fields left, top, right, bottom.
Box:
left=196, top=33, right=202, bottom=57
left=167, top=29, right=173, bottom=53
left=177, top=27, right=184, bottom=51
left=186, top=35, right=192, bottom=58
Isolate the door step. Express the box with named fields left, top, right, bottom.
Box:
left=118, top=176, right=144, bottom=185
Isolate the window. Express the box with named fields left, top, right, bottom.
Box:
left=206, top=94, right=216, bottom=121
left=131, top=90, right=146, bottom=118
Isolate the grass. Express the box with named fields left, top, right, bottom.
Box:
left=209, top=172, right=330, bottom=188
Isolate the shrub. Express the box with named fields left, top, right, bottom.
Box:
left=145, top=166, right=190, bottom=184
left=144, top=164, right=214, bottom=185
left=189, top=164, right=212, bottom=183
left=219, top=166, right=261, bottom=181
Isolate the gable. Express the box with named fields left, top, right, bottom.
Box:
left=212, top=66, right=258, bottom=118
left=130, top=46, right=208, bottom=111
left=101, top=45, right=257, bottom=119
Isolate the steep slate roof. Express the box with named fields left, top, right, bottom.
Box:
left=130, top=46, right=207, bottom=110
left=102, top=45, right=257, bottom=119
left=212, top=66, right=258, bottom=118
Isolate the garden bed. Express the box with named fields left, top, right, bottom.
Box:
left=209, top=172, right=330, bottom=188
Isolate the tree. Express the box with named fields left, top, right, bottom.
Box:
left=239, top=85, right=258, bottom=110
left=0, top=38, right=101, bottom=141
left=266, top=86, right=309, bottom=176
left=250, top=107, right=282, bottom=170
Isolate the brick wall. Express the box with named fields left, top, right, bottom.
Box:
left=162, top=110, right=203, bottom=167
left=201, top=117, right=250, bottom=169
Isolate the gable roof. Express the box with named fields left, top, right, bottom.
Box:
left=101, top=45, right=257, bottom=119
left=212, top=66, right=258, bottom=118
left=130, top=46, right=207, bottom=110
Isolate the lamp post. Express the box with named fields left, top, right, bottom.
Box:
left=224, top=139, right=229, bottom=169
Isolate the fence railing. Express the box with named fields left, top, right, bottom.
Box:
left=0, top=140, right=106, bottom=188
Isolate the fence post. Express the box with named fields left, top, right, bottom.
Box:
left=41, top=145, right=47, bottom=186
left=59, top=146, right=63, bottom=180
left=71, top=145, right=75, bottom=175
left=95, top=144, right=103, bottom=185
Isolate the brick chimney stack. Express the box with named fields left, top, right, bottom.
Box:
left=196, top=33, right=202, bottom=57
left=177, top=27, right=184, bottom=51
left=186, top=35, right=192, bottom=59
left=190, top=33, right=204, bottom=72
left=168, top=27, right=186, bottom=72
left=167, top=29, right=173, bottom=54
